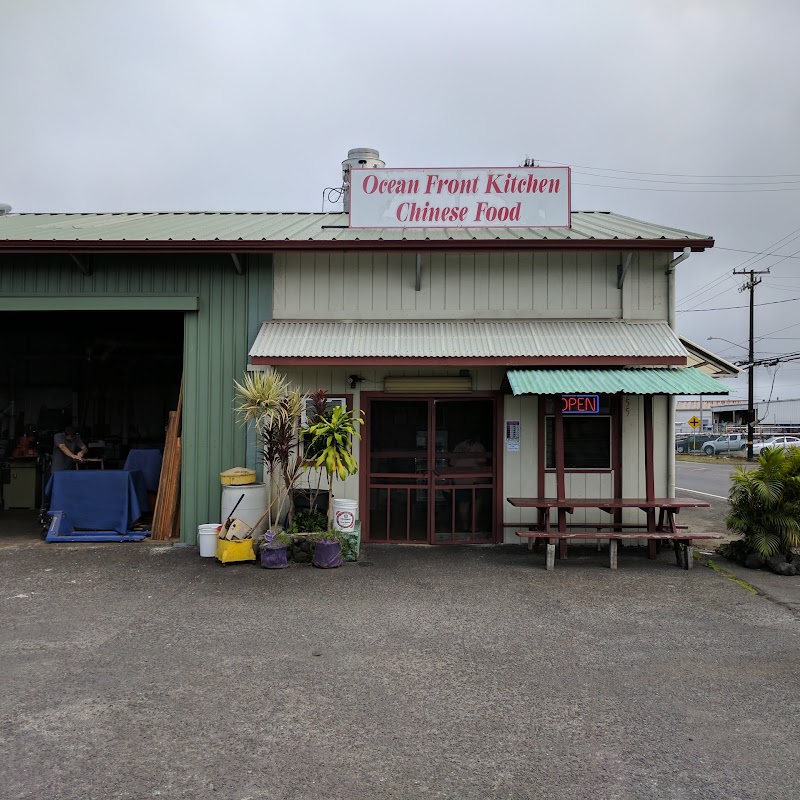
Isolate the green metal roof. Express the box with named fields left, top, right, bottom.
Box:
left=0, top=211, right=713, bottom=252
left=507, top=368, right=730, bottom=396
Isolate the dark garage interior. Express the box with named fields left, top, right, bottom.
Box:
left=0, top=311, right=183, bottom=513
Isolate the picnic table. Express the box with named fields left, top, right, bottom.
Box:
left=506, top=496, right=716, bottom=570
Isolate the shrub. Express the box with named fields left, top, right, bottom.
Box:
left=726, top=446, right=800, bottom=558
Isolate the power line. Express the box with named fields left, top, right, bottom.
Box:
left=677, top=227, right=800, bottom=309
left=677, top=281, right=739, bottom=313
left=574, top=181, right=800, bottom=193
left=716, top=247, right=800, bottom=259
left=574, top=170, right=800, bottom=186
left=537, top=158, right=800, bottom=179
left=677, top=296, right=800, bottom=313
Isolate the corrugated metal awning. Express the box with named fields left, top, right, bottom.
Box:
left=249, top=320, right=688, bottom=366
left=506, top=368, right=730, bottom=396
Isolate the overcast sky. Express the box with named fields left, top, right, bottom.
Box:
left=2, top=1, right=799, bottom=401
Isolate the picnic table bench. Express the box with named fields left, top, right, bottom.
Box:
left=506, top=496, right=719, bottom=571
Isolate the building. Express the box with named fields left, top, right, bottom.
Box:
left=712, top=398, right=800, bottom=433
left=675, top=398, right=742, bottom=433
left=0, top=153, right=731, bottom=542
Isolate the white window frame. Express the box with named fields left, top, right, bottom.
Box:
left=301, top=397, right=347, bottom=428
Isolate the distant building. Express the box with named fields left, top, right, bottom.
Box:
left=713, top=398, right=800, bottom=432
left=675, top=399, right=742, bottom=433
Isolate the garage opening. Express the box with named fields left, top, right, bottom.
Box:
left=0, top=311, right=184, bottom=536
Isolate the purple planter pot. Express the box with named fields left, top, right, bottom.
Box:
left=260, top=542, right=289, bottom=569
left=312, top=538, right=343, bottom=569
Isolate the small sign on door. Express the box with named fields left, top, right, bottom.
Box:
left=506, top=420, right=520, bottom=452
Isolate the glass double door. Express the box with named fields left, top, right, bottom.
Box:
left=366, top=397, right=495, bottom=543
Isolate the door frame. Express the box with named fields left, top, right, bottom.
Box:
left=359, top=391, right=504, bottom=543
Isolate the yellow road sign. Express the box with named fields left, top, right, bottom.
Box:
left=687, top=416, right=702, bottom=429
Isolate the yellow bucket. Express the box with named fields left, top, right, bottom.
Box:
left=216, top=537, right=257, bottom=564
left=220, top=467, right=256, bottom=486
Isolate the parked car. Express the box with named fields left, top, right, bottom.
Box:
left=702, top=433, right=747, bottom=455
left=751, top=435, right=800, bottom=456
left=675, top=434, right=714, bottom=453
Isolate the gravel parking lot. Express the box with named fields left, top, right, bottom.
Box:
left=2, top=539, right=799, bottom=800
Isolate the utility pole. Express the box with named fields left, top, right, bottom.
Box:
left=733, top=268, right=769, bottom=461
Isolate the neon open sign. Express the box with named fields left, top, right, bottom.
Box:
left=562, top=395, right=600, bottom=414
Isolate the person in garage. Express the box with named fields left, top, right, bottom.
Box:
left=51, top=426, right=88, bottom=471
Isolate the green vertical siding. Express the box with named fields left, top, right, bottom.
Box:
left=244, top=255, right=274, bottom=480
left=181, top=262, right=249, bottom=543
left=1, top=252, right=273, bottom=544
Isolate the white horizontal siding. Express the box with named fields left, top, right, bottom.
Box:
left=273, top=251, right=670, bottom=321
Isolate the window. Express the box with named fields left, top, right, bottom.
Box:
left=301, top=396, right=348, bottom=459
left=545, top=395, right=612, bottom=470
left=301, top=396, right=347, bottom=428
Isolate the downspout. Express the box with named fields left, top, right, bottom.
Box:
left=667, top=248, right=690, bottom=496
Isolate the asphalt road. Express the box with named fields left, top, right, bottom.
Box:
left=675, top=460, right=749, bottom=500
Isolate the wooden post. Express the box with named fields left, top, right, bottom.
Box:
left=554, top=395, right=568, bottom=558
left=643, top=395, right=655, bottom=502
left=555, top=395, right=566, bottom=504
left=643, top=395, right=657, bottom=558
left=609, top=539, right=618, bottom=570
left=546, top=541, right=556, bottom=571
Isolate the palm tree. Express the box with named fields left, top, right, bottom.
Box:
left=726, top=446, right=800, bottom=558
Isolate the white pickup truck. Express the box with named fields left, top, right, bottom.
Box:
left=702, top=433, right=747, bottom=455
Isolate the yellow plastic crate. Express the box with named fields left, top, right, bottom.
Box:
left=215, top=537, right=256, bottom=564
left=220, top=467, right=256, bottom=486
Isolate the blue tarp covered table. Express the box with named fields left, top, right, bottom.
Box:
left=45, top=470, right=149, bottom=534
left=123, top=449, right=163, bottom=493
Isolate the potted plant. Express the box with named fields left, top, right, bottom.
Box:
left=312, top=529, right=346, bottom=569
left=285, top=507, right=328, bottom=563
left=233, top=370, right=308, bottom=535
left=295, top=388, right=332, bottom=516
left=259, top=530, right=292, bottom=569
left=305, top=404, right=364, bottom=567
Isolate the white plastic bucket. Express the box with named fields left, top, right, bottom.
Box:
left=198, top=524, right=220, bottom=557
left=221, top=483, right=269, bottom=536
left=333, top=498, right=358, bottom=533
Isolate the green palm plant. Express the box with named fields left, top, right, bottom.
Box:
left=305, top=404, right=364, bottom=530
left=726, top=446, right=800, bottom=558
left=234, top=371, right=308, bottom=529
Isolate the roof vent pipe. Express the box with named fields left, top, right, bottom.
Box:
left=342, top=148, right=384, bottom=212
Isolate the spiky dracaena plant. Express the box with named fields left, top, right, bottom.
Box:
left=300, top=389, right=330, bottom=513
left=305, top=404, right=364, bottom=530
left=726, top=445, right=800, bottom=558
left=234, top=371, right=308, bottom=528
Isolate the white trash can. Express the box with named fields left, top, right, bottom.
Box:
left=221, top=483, right=269, bottom=535
left=332, top=499, right=358, bottom=533
left=198, top=524, right=220, bottom=557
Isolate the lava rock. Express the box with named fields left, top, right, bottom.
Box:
left=766, top=556, right=796, bottom=576
left=745, top=553, right=766, bottom=569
